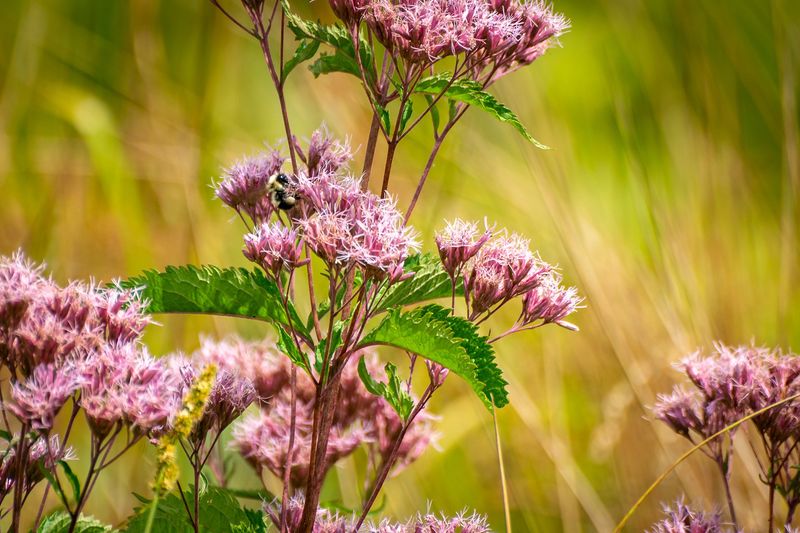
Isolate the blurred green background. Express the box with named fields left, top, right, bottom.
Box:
left=1, top=0, right=799, bottom=531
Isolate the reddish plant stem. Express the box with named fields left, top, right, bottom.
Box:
left=361, top=114, right=381, bottom=190
left=298, top=377, right=343, bottom=532
left=404, top=105, right=468, bottom=222
left=380, top=141, right=397, bottom=197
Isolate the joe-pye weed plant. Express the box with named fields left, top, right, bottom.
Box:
left=0, top=0, right=579, bottom=531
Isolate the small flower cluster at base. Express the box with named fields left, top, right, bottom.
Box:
left=267, top=496, right=491, bottom=532
left=647, top=499, right=726, bottom=533
left=231, top=349, right=436, bottom=487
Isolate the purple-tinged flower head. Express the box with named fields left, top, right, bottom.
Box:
left=7, top=363, right=83, bottom=431
left=742, top=346, right=800, bottom=444
left=295, top=127, right=353, bottom=178
left=215, top=151, right=286, bottom=223
left=244, top=222, right=306, bottom=276
left=193, top=336, right=290, bottom=402
left=427, top=361, right=450, bottom=388
left=80, top=344, right=182, bottom=437
left=681, top=345, right=762, bottom=410
left=328, top=0, right=372, bottom=25
left=295, top=173, right=419, bottom=279
left=435, top=219, right=492, bottom=279
left=647, top=498, right=725, bottom=533
left=653, top=387, right=703, bottom=439
left=122, top=353, right=183, bottom=436
left=518, top=272, right=581, bottom=330
left=79, top=343, right=140, bottom=437
left=463, top=232, right=551, bottom=319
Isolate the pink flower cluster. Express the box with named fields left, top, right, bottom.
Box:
left=338, top=0, right=568, bottom=80
left=0, top=252, right=149, bottom=376
left=654, top=343, right=800, bottom=521
left=217, top=129, right=419, bottom=281
left=435, top=219, right=580, bottom=327
left=295, top=172, right=419, bottom=279
left=230, top=347, right=436, bottom=488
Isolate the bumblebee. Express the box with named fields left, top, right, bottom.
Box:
left=267, top=173, right=297, bottom=211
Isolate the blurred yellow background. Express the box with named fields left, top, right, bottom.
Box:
left=1, top=0, right=799, bottom=531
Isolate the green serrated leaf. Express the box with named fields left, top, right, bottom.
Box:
left=357, top=359, right=413, bottom=420
left=415, top=75, right=549, bottom=149
left=424, top=95, right=440, bottom=133
left=309, top=52, right=361, bottom=78
left=384, top=363, right=414, bottom=420
left=282, top=1, right=375, bottom=82
left=58, top=459, right=81, bottom=504
left=37, top=461, right=68, bottom=508
left=374, top=253, right=462, bottom=313
left=282, top=39, right=320, bottom=81
left=0, top=429, right=12, bottom=441
left=443, top=312, right=509, bottom=408
left=399, top=99, right=414, bottom=134
left=119, top=265, right=309, bottom=339
left=243, top=508, right=267, bottom=533
left=276, top=325, right=312, bottom=373
left=448, top=98, right=459, bottom=123
left=38, top=511, right=115, bottom=533
left=357, top=356, right=384, bottom=396
left=359, top=304, right=506, bottom=408
left=125, top=486, right=255, bottom=533
left=315, top=321, right=345, bottom=374
left=376, top=105, right=390, bottom=134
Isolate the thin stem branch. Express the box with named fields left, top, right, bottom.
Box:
left=492, top=406, right=512, bottom=533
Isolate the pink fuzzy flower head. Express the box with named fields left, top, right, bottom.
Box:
left=647, top=498, right=724, bottom=533
left=295, top=173, right=419, bottom=279
left=463, top=232, right=551, bottom=318
left=435, top=219, right=492, bottom=278
left=80, top=344, right=182, bottom=437
left=215, top=151, right=285, bottom=223
left=7, top=362, right=83, bottom=431
left=519, top=273, right=581, bottom=330
left=244, top=222, right=306, bottom=276
left=296, top=127, right=353, bottom=178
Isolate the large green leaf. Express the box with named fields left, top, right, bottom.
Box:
left=359, top=304, right=508, bottom=408
left=120, top=265, right=308, bottom=338
left=374, top=253, right=462, bottom=313
left=415, top=74, right=549, bottom=149
left=38, top=512, right=115, bottom=533
left=124, top=487, right=260, bottom=533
